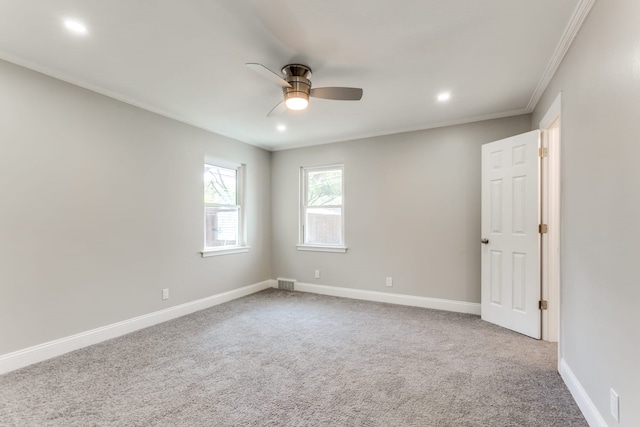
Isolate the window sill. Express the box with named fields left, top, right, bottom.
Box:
left=201, top=246, right=250, bottom=257
left=296, top=245, right=348, bottom=253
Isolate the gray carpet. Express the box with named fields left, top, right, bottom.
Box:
left=0, top=289, right=586, bottom=426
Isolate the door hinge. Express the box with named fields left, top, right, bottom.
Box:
left=539, top=224, right=548, bottom=234
left=539, top=147, right=548, bottom=158
left=539, top=300, right=548, bottom=310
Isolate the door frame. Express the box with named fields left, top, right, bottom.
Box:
left=539, top=93, right=562, bottom=364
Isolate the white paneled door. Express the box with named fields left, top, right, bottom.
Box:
left=481, top=130, right=541, bottom=339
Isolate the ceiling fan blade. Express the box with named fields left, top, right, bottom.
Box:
left=246, top=63, right=292, bottom=88
left=310, top=87, right=363, bottom=101
left=267, top=101, right=287, bottom=117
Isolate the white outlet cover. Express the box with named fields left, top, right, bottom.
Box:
left=610, top=388, right=619, bottom=422
left=315, top=270, right=320, bottom=279
left=162, top=289, right=169, bottom=300
left=386, top=277, right=393, bottom=287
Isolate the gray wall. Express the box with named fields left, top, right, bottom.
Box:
left=271, top=115, right=531, bottom=303
left=0, top=59, right=272, bottom=355
left=532, top=0, right=640, bottom=425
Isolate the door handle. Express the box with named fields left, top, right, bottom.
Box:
left=481, top=238, right=489, bottom=244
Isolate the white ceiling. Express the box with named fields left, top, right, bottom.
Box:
left=0, top=0, right=586, bottom=151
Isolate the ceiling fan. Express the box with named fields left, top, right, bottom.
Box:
left=246, top=63, right=363, bottom=116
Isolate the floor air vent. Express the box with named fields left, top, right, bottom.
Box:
left=277, top=278, right=296, bottom=291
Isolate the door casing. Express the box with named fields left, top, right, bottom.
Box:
left=539, top=93, right=562, bottom=361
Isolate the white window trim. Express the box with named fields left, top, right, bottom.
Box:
left=202, top=161, right=248, bottom=257
left=299, top=164, right=347, bottom=252
left=201, top=246, right=251, bottom=257
left=296, top=244, right=347, bottom=253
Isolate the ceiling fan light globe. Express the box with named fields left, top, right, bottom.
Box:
left=285, top=96, right=309, bottom=110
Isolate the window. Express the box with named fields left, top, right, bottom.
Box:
left=202, top=163, right=248, bottom=256
left=298, top=165, right=346, bottom=253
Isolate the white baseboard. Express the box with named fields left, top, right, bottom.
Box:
left=0, top=280, right=275, bottom=375
left=292, top=282, right=481, bottom=315
left=560, top=358, right=609, bottom=427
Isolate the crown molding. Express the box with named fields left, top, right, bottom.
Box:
left=526, top=0, right=597, bottom=112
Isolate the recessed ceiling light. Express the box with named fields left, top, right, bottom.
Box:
left=64, top=20, right=88, bottom=35
left=277, top=124, right=286, bottom=132
left=437, top=92, right=451, bottom=102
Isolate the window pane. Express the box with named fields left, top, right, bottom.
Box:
left=205, top=206, right=239, bottom=247
left=204, top=165, right=237, bottom=205
left=305, top=207, right=342, bottom=245
left=307, top=169, right=342, bottom=206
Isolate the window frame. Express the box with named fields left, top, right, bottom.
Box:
left=201, top=161, right=249, bottom=257
left=297, top=164, right=347, bottom=253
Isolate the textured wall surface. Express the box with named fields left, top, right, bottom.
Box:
left=271, top=115, right=532, bottom=303
left=0, top=59, right=272, bottom=355
left=532, top=0, right=640, bottom=425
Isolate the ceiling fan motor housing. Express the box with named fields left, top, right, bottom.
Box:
left=282, top=64, right=312, bottom=107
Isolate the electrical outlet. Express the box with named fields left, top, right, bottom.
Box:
left=386, top=277, right=393, bottom=287
left=610, top=388, right=619, bottom=422
left=162, top=288, right=169, bottom=300
left=315, top=269, right=320, bottom=279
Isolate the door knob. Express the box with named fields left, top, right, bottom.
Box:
left=481, top=238, right=489, bottom=244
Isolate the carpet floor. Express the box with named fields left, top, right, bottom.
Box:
left=0, top=289, right=586, bottom=426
